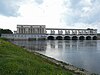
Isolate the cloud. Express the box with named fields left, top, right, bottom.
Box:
left=0, top=15, right=17, bottom=31
left=18, top=0, right=65, bottom=28
left=63, top=0, right=100, bottom=27
left=0, top=0, right=22, bottom=17
left=0, top=0, right=66, bottom=31
left=35, top=0, right=44, bottom=4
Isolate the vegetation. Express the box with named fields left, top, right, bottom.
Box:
left=0, top=38, right=73, bottom=75
left=0, top=29, right=13, bottom=37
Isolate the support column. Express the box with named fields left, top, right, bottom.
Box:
left=82, top=30, right=85, bottom=35
left=81, top=30, right=83, bottom=35
left=61, top=30, right=63, bottom=34
left=24, top=28, right=25, bottom=34
left=71, top=30, right=73, bottom=35
left=19, top=28, right=21, bottom=34
left=77, top=30, right=79, bottom=35
left=38, top=28, right=40, bottom=34
left=78, top=30, right=82, bottom=35
left=65, top=30, right=70, bottom=35
left=84, top=30, right=87, bottom=35
left=93, top=30, right=97, bottom=35
left=77, top=36, right=79, bottom=40
left=84, top=36, right=86, bottom=40
left=58, top=30, right=63, bottom=35
left=75, top=30, right=77, bottom=35
left=31, top=28, right=32, bottom=34
left=17, top=27, right=19, bottom=33
left=32, top=27, right=33, bottom=34
left=45, top=28, right=46, bottom=34
left=65, top=30, right=67, bottom=35
left=88, top=30, right=90, bottom=35
left=72, top=30, right=74, bottom=35
left=23, top=28, right=24, bottom=34
left=58, top=30, right=60, bottom=34
left=50, top=30, right=52, bottom=34
left=52, top=30, right=55, bottom=34
left=68, top=30, right=70, bottom=34
left=69, top=30, right=71, bottom=35
left=50, top=30, right=55, bottom=34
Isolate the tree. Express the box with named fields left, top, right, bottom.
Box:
left=0, top=29, right=13, bottom=37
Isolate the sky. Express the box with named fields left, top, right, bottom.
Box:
left=0, top=0, right=100, bottom=32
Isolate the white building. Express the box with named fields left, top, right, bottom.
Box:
left=17, top=25, right=46, bottom=34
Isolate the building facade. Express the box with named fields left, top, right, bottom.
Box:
left=17, top=25, right=46, bottom=34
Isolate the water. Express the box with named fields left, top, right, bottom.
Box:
left=12, top=40, right=100, bottom=74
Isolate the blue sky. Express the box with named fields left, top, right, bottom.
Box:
left=0, top=0, right=100, bottom=32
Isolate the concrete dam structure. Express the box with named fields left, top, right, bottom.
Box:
left=46, top=28, right=97, bottom=40
left=1, top=25, right=97, bottom=40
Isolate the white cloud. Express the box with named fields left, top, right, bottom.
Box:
left=80, top=0, right=92, bottom=6
left=62, top=0, right=100, bottom=32
left=0, top=15, right=17, bottom=31
left=0, top=0, right=66, bottom=31
left=17, top=0, right=66, bottom=28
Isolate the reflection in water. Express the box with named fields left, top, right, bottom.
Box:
left=48, top=40, right=97, bottom=51
left=12, top=40, right=100, bottom=74
left=50, top=41, right=55, bottom=48
left=13, top=40, right=47, bottom=51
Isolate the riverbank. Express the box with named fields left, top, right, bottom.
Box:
left=0, top=38, right=98, bottom=75
left=0, top=38, right=74, bottom=75
left=29, top=51, right=98, bottom=75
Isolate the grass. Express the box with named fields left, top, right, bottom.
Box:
left=0, top=39, right=73, bottom=75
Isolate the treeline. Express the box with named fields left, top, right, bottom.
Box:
left=0, top=29, right=13, bottom=37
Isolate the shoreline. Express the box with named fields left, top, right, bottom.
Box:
left=26, top=49, right=98, bottom=75
left=0, top=39, right=74, bottom=75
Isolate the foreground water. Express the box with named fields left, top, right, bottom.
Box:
left=12, top=40, right=100, bottom=74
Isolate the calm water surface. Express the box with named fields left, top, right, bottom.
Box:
left=12, top=40, right=100, bottom=74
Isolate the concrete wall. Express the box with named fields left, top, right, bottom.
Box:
left=1, top=34, right=46, bottom=40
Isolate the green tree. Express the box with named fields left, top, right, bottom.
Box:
left=0, top=29, right=13, bottom=37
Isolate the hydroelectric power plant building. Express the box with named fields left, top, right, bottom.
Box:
left=1, top=25, right=97, bottom=40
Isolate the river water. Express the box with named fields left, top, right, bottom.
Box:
left=12, top=40, right=100, bottom=74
